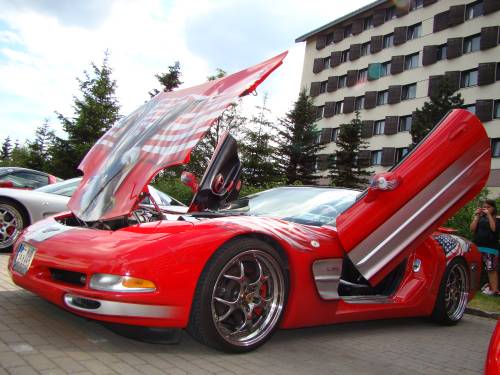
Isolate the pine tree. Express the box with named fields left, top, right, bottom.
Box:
left=50, top=52, right=120, bottom=178
left=411, top=78, right=464, bottom=146
left=187, top=104, right=247, bottom=177
left=207, top=68, right=227, bottom=81
left=1, top=136, right=12, bottom=161
left=10, top=142, right=30, bottom=167
left=275, top=90, right=325, bottom=185
left=329, top=112, right=371, bottom=189
left=149, top=61, right=182, bottom=97
left=26, top=120, right=55, bottom=171
left=240, top=94, right=278, bottom=186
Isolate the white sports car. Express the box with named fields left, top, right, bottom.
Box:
left=0, top=178, right=185, bottom=251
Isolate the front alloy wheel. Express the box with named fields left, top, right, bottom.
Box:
left=189, top=238, right=288, bottom=352
left=0, top=200, right=27, bottom=251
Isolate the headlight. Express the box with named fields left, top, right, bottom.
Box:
left=89, top=274, right=156, bottom=292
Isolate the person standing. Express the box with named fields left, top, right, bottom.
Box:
left=470, top=199, right=499, bottom=295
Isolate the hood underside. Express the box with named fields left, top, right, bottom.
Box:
left=68, top=52, right=287, bottom=222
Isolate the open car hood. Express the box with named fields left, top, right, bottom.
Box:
left=68, top=52, right=287, bottom=221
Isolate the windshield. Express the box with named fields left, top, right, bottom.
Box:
left=36, top=178, right=82, bottom=197
left=224, top=187, right=359, bottom=226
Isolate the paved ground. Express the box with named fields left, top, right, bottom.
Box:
left=0, top=254, right=496, bottom=375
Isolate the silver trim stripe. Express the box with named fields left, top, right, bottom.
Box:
left=64, top=294, right=174, bottom=318
left=312, top=259, right=343, bottom=300
left=348, top=145, right=489, bottom=281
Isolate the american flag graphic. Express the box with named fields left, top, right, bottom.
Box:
left=68, top=52, right=287, bottom=222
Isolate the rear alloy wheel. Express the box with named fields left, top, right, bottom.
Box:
left=188, top=238, right=288, bottom=352
left=0, top=199, right=28, bottom=252
left=431, top=258, right=469, bottom=325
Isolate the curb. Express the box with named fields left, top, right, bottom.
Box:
left=465, top=307, right=500, bottom=320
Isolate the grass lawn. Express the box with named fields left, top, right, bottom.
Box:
left=469, top=293, right=500, bottom=313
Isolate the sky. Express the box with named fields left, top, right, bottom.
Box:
left=0, top=0, right=373, bottom=144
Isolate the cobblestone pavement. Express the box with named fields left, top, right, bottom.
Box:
left=0, top=254, right=496, bottom=375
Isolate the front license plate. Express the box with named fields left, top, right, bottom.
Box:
left=12, top=243, right=37, bottom=275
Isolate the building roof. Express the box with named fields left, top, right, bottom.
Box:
left=295, top=0, right=386, bottom=43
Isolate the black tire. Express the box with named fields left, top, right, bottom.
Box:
left=188, top=237, right=288, bottom=353
left=431, top=258, right=469, bottom=325
left=0, top=198, right=29, bottom=252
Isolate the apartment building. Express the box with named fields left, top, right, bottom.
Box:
left=295, top=0, right=500, bottom=193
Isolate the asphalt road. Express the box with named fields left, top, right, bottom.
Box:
left=0, top=254, right=496, bottom=375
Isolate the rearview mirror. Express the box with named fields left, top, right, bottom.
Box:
left=181, top=171, right=199, bottom=193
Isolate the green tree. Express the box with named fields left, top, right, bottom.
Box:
left=149, top=61, right=182, bottom=97
left=51, top=52, right=120, bottom=178
left=411, top=78, right=464, bottom=146
left=275, top=90, right=324, bottom=184
left=10, top=141, right=30, bottom=167
left=1, top=136, right=12, bottom=162
left=240, top=94, right=279, bottom=186
left=329, top=111, right=370, bottom=189
left=207, top=68, right=227, bottom=81
left=26, top=120, right=55, bottom=172
left=187, top=103, right=248, bottom=178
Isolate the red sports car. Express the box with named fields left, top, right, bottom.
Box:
left=8, top=53, right=491, bottom=353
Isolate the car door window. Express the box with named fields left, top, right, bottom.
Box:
left=3, top=172, right=49, bottom=189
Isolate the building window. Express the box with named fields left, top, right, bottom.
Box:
left=344, top=24, right=352, bottom=38
left=361, top=41, right=371, bottom=56
left=323, top=57, right=331, bottom=69
left=383, top=33, right=394, bottom=49
left=407, top=23, right=422, bottom=40
left=371, top=150, right=383, bottom=165
left=497, top=63, right=500, bottom=81
left=319, top=80, right=327, bottom=94
left=436, top=44, right=447, bottom=61
left=377, top=90, right=389, bottom=105
left=395, top=147, right=409, bottom=163
left=401, top=83, right=417, bottom=100
left=338, top=75, right=347, bottom=88
left=380, top=61, right=391, bottom=77
left=461, top=69, right=478, bottom=88
left=355, top=96, right=365, bottom=110
left=399, top=115, right=412, bottom=132
left=463, top=34, right=480, bottom=54
left=466, top=1, right=483, bottom=20
left=410, top=0, right=423, bottom=10
left=316, top=106, right=324, bottom=119
left=385, top=6, right=396, bottom=21
left=492, top=138, right=500, bottom=157
left=341, top=49, right=349, bottom=63
left=464, top=103, right=476, bottom=114
left=326, top=32, right=334, bottom=45
left=374, top=120, right=385, bottom=135
left=331, top=128, right=339, bottom=142
left=495, top=100, right=500, bottom=118
left=404, top=53, right=419, bottom=70
left=358, top=69, right=368, bottom=83
left=364, top=16, right=373, bottom=30
left=334, top=101, right=344, bottom=115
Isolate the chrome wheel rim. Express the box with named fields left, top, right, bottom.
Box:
left=211, top=250, right=285, bottom=347
left=0, top=204, right=23, bottom=249
left=444, top=263, right=469, bottom=321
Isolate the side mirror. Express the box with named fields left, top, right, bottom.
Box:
left=181, top=171, right=199, bottom=194
left=0, top=180, right=14, bottom=188
left=365, top=172, right=401, bottom=202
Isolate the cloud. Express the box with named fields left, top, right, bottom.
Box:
left=0, top=0, right=114, bottom=28
left=0, top=0, right=373, bottom=144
